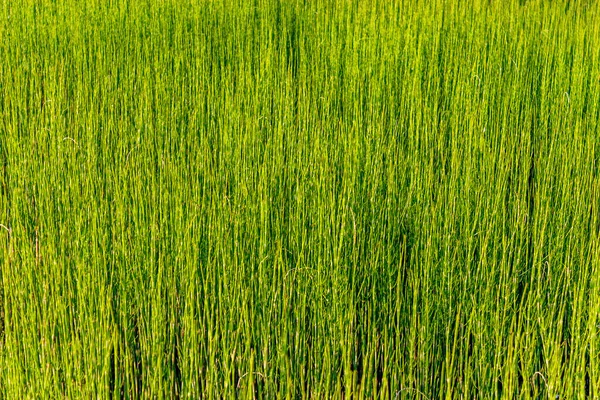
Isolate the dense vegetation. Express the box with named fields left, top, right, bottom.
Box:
left=1, top=0, right=600, bottom=398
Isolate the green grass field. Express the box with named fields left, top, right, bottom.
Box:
left=1, top=0, right=600, bottom=398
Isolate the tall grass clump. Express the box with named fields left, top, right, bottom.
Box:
left=1, top=0, right=600, bottom=398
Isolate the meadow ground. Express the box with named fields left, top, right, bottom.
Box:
left=1, top=0, right=600, bottom=398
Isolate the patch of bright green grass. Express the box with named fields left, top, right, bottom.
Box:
left=1, top=0, right=599, bottom=398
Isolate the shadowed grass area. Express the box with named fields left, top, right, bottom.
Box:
left=1, top=0, right=600, bottom=398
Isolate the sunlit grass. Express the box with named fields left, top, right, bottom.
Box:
left=1, top=0, right=599, bottom=398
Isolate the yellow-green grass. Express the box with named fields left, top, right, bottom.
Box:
left=1, top=0, right=599, bottom=398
